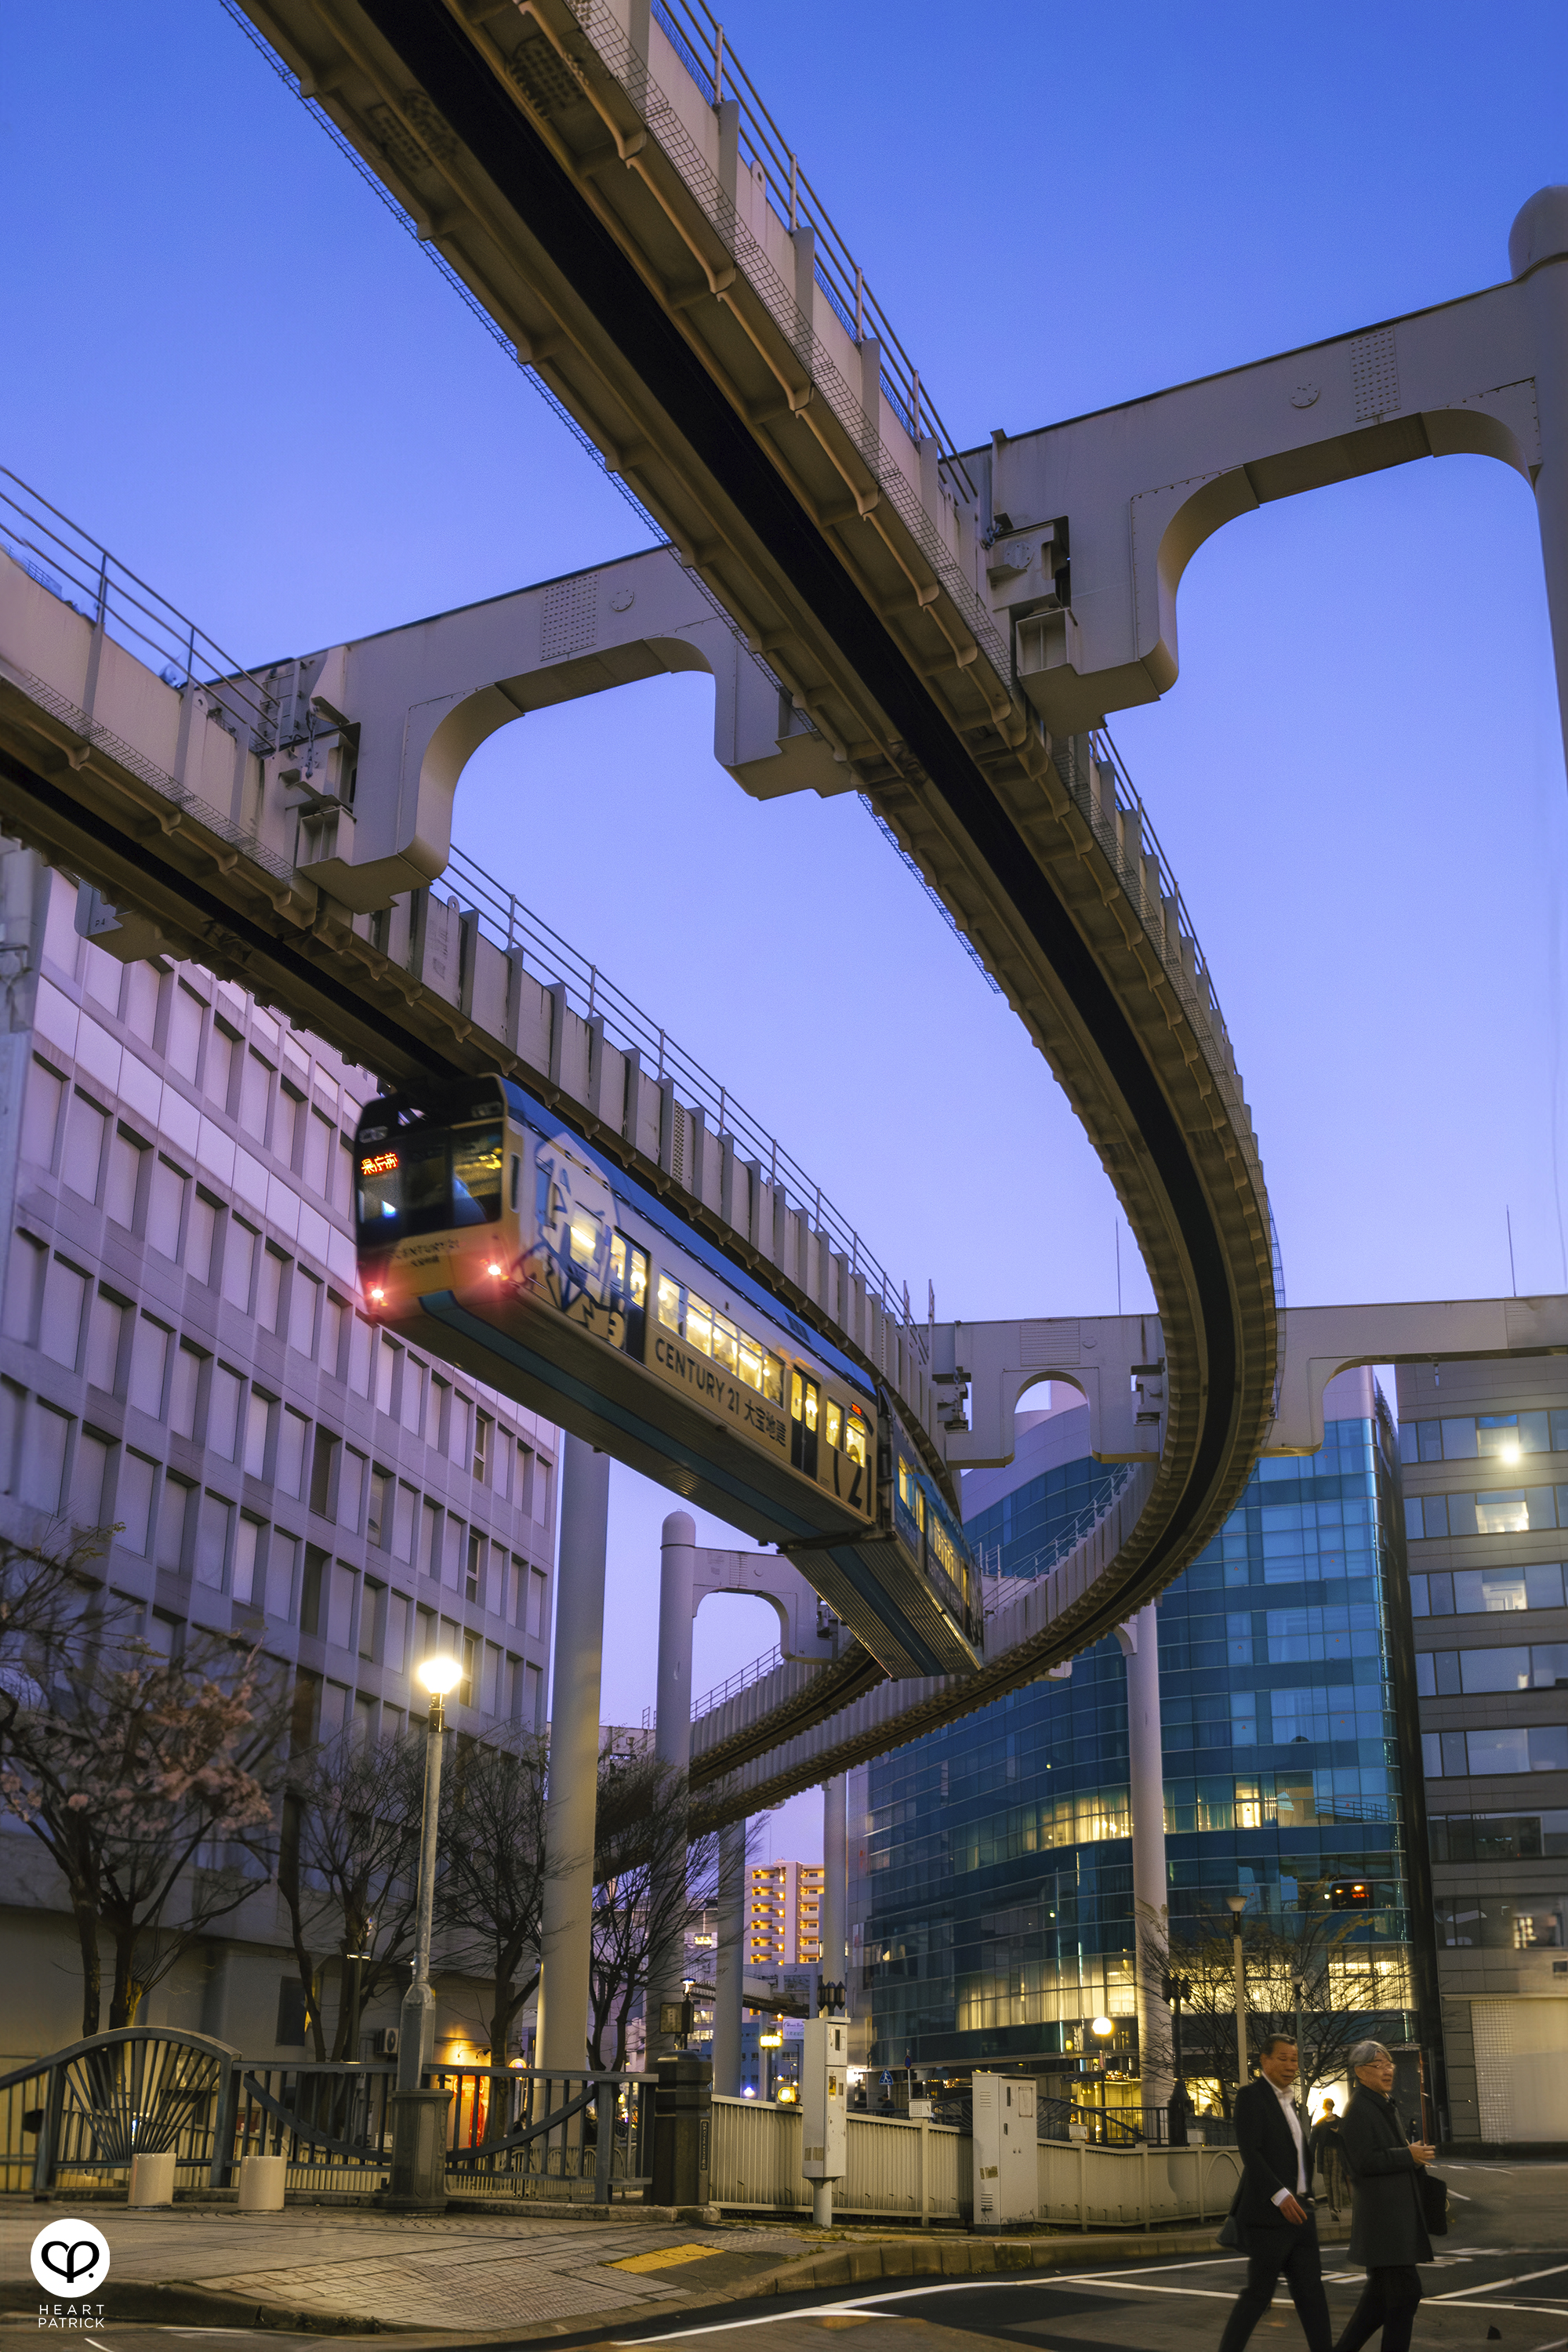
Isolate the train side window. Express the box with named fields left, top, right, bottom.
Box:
left=657, top=1274, right=681, bottom=1331
left=509, top=1155, right=520, bottom=1212
left=739, top=1334, right=763, bottom=1390
left=568, top=1205, right=601, bottom=1268
left=612, top=1234, right=648, bottom=1312
left=611, top=1234, right=648, bottom=1360
left=713, top=1313, right=739, bottom=1377
left=898, top=1459, right=915, bottom=1512
left=764, top=1354, right=782, bottom=1404
left=825, top=1399, right=843, bottom=1451
left=791, top=1372, right=820, bottom=1477
left=685, top=1291, right=713, bottom=1356
left=845, top=1411, right=868, bottom=1468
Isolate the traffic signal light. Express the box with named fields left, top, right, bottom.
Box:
left=1163, top=1973, right=1192, bottom=2004
left=1329, top=1879, right=1372, bottom=1910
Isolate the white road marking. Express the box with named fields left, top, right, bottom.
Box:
left=1432, top=2263, right=1568, bottom=2299
left=1418, top=2305, right=1568, bottom=2320
left=616, top=2254, right=1568, bottom=2347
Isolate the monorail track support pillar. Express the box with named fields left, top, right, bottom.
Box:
left=1116, top=1602, right=1173, bottom=2125
left=651, top=1511, right=697, bottom=2060
left=713, top=1816, right=746, bottom=2096
left=823, top=1774, right=848, bottom=2001
left=536, top=1436, right=611, bottom=2071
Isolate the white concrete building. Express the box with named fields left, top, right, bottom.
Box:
left=0, top=847, right=559, bottom=2066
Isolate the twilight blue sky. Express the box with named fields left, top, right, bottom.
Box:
left=3, top=2, right=1566, bottom=1857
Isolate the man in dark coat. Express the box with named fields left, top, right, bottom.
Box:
left=1216, top=2035, right=1332, bottom=2352
left=1333, top=2042, right=1435, bottom=2352
left=1311, top=2097, right=1347, bottom=2219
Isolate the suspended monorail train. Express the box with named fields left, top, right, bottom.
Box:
left=354, top=1074, right=982, bottom=1679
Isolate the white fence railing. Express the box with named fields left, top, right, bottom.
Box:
left=711, top=2096, right=1242, bottom=2227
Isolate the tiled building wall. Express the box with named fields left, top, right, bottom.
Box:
left=746, top=1860, right=825, bottom=1967
left=1398, top=1355, right=1568, bottom=2143
left=0, top=854, right=560, bottom=2060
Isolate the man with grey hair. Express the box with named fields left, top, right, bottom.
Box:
left=1333, top=2041, right=1435, bottom=2352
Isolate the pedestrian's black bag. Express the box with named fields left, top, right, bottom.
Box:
left=1419, top=2169, right=1449, bottom=2238
left=1217, top=2212, right=1242, bottom=2249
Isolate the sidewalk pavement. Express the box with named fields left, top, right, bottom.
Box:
left=0, top=2202, right=1352, bottom=2341
left=0, top=2205, right=812, bottom=2335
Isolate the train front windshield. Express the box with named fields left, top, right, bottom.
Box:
left=357, top=1117, right=505, bottom=1245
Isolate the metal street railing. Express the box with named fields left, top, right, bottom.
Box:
left=0, top=2029, right=653, bottom=2202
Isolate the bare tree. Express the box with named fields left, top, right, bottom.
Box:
left=1, top=1585, right=285, bottom=2033
left=589, top=1745, right=720, bottom=2072
left=437, top=1728, right=552, bottom=2067
left=1163, top=1890, right=1411, bottom=2118
left=1236, top=1882, right=1412, bottom=2107
left=279, top=1728, right=425, bottom=2060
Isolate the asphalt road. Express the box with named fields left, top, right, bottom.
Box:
left=19, top=2164, right=1565, bottom=2352
left=604, top=2161, right=1568, bottom=2352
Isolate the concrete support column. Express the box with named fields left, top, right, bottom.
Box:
left=535, top=1437, right=610, bottom=2072
left=1116, top=1602, right=1173, bottom=2120
left=651, top=1512, right=696, bottom=2060
left=1512, top=191, right=1568, bottom=779
left=822, top=1774, right=848, bottom=1995
left=655, top=1512, right=696, bottom=1774
left=713, top=1816, right=746, bottom=2096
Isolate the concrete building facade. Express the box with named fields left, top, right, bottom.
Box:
left=0, top=847, right=560, bottom=2067
left=1398, top=1353, right=1568, bottom=2146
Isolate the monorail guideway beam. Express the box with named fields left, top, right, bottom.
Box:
left=682, top=1290, right=1568, bottom=1824
left=224, top=0, right=1283, bottom=1653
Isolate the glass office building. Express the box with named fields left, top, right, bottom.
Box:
left=850, top=1370, right=1440, bottom=2107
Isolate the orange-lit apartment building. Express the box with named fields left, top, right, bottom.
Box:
left=746, top=1860, right=824, bottom=1967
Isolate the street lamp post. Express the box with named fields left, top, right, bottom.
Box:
left=1226, top=1896, right=1248, bottom=2102
left=1163, top=1972, right=1192, bottom=2145
left=386, top=1654, right=462, bottom=2208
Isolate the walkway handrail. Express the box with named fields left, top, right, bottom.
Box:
left=642, top=0, right=971, bottom=484
left=448, top=843, right=921, bottom=1345
left=0, top=467, right=927, bottom=1370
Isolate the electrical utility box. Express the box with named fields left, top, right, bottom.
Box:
left=802, top=2016, right=848, bottom=2181
left=971, top=2073, right=1037, bottom=2230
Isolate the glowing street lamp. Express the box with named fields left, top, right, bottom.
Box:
left=397, top=1655, right=462, bottom=2093
left=1227, top=1894, right=1249, bottom=2093
left=1090, top=2013, right=1114, bottom=2137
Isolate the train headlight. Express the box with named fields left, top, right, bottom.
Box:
left=486, top=1260, right=503, bottom=1279
left=368, top=1284, right=387, bottom=1306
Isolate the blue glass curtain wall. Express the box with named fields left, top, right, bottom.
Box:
left=858, top=1413, right=1432, bottom=2074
